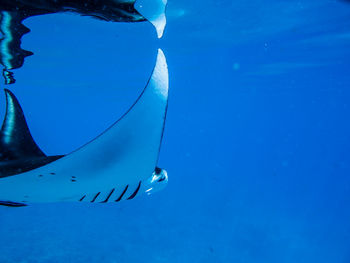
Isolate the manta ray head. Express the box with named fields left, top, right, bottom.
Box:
left=144, top=167, right=168, bottom=195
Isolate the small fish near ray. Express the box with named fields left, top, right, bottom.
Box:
left=0, top=0, right=167, bottom=84
left=0, top=49, right=169, bottom=207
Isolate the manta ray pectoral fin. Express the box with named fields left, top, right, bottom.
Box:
left=0, top=89, right=46, bottom=161
left=0, top=48, right=168, bottom=203
left=135, top=0, right=167, bottom=38
left=47, top=48, right=169, bottom=184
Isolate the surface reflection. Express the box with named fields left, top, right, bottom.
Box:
left=0, top=0, right=146, bottom=84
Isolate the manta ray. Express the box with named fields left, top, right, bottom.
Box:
left=0, top=48, right=169, bottom=207
left=0, top=0, right=167, bottom=83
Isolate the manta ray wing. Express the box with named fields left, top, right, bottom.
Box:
left=0, top=49, right=169, bottom=204
left=0, top=89, right=46, bottom=161
left=135, top=0, right=167, bottom=38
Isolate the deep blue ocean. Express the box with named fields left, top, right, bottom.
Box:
left=0, top=0, right=350, bottom=262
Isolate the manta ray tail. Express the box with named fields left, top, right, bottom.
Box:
left=0, top=89, right=46, bottom=161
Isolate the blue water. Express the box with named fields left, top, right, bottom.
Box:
left=1, top=0, right=350, bottom=262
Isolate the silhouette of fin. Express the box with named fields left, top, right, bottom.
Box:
left=0, top=89, right=45, bottom=161
left=0, top=200, right=27, bottom=207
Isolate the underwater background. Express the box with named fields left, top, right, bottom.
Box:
left=1, top=0, right=350, bottom=262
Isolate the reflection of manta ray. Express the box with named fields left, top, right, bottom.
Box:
left=0, top=0, right=167, bottom=84
left=0, top=49, right=169, bottom=207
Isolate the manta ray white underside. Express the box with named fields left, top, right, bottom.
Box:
left=0, top=49, right=169, bottom=206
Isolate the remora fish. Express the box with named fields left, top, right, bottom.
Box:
left=0, top=48, right=169, bottom=207
left=0, top=0, right=167, bottom=83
